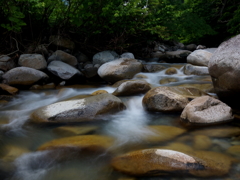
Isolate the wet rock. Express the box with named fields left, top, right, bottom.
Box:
left=142, top=86, right=207, bottom=112
left=208, top=34, right=240, bottom=107
left=0, top=55, right=15, bottom=72
left=227, top=145, right=240, bottom=156
left=1, top=145, right=30, bottom=162
left=30, top=83, right=56, bottom=90
left=185, top=44, right=197, bottom=51
left=47, top=61, right=82, bottom=80
left=134, top=74, right=148, bottom=79
left=176, top=83, right=214, bottom=93
left=160, top=142, right=193, bottom=152
left=2, top=67, right=49, bottom=86
left=165, top=67, right=178, bottom=75
left=18, top=54, right=47, bottom=70
left=191, top=126, right=240, bottom=138
left=38, top=135, right=114, bottom=153
left=48, top=50, right=78, bottom=66
left=183, top=64, right=209, bottom=75
left=143, top=125, right=186, bottom=143
left=112, top=80, right=151, bottom=96
left=93, top=50, right=119, bottom=65
left=31, top=93, right=126, bottom=123
left=193, top=135, right=212, bottom=150
left=120, top=52, right=135, bottom=59
left=98, top=58, right=143, bottom=83
left=159, top=78, right=178, bottom=85
left=187, top=49, right=215, bottom=66
left=111, top=149, right=232, bottom=177
left=91, top=90, right=108, bottom=95
left=49, top=35, right=75, bottom=50
left=53, top=126, right=98, bottom=137
left=0, top=84, right=18, bottom=95
left=181, top=96, right=233, bottom=125
left=142, top=64, right=167, bottom=72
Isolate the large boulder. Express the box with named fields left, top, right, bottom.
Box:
left=93, top=50, right=119, bottom=65
left=187, top=49, right=216, bottom=66
left=2, top=67, right=48, bottom=86
left=112, top=80, right=151, bottom=96
left=142, top=86, right=207, bottom=112
left=31, top=93, right=126, bottom=123
left=18, top=54, right=47, bottom=70
left=180, top=96, right=233, bottom=125
left=47, top=61, right=82, bottom=80
left=183, top=64, right=209, bottom=75
left=49, top=35, right=75, bottom=50
left=48, top=50, right=78, bottom=66
left=0, top=55, right=15, bottom=72
left=208, top=34, right=240, bottom=107
left=111, top=149, right=233, bottom=177
left=98, top=58, right=143, bottom=83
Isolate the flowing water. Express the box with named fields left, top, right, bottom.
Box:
left=0, top=63, right=239, bottom=180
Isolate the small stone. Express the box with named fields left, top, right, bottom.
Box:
left=165, top=67, right=177, bottom=75
left=91, top=90, right=108, bottom=95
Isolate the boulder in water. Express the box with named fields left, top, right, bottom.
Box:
left=31, top=93, right=126, bottom=123
left=98, top=58, right=143, bottom=83
left=187, top=49, right=215, bottom=66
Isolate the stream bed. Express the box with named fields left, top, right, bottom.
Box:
left=0, top=63, right=240, bottom=180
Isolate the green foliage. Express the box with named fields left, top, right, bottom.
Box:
left=0, top=0, right=239, bottom=49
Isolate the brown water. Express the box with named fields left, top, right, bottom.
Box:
left=0, top=63, right=239, bottom=180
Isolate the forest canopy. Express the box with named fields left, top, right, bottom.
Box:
left=0, top=0, right=240, bottom=54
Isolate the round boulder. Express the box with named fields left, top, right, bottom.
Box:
left=31, top=93, right=126, bottom=123
left=181, top=96, right=233, bottom=125
left=93, top=50, right=119, bottom=65
left=47, top=61, right=82, bottom=80
left=18, top=54, right=47, bottom=70
left=98, top=58, right=143, bottom=83
left=120, top=52, right=135, bottom=59
left=187, top=49, right=215, bottom=66
left=208, top=34, right=240, bottom=107
left=142, top=86, right=206, bottom=112
left=48, top=50, right=78, bottom=66
left=2, top=67, right=48, bottom=86
left=112, top=80, right=151, bottom=96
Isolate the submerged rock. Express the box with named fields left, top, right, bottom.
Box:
left=193, top=135, right=212, bottom=150
left=31, top=93, right=126, bottom=123
left=142, top=86, right=207, bottom=112
left=98, top=58, right=142, bottom=83
left=53, top=126, right=98, bottom=137
left=38, top=135, right=114, bottom=153
left=181, top=96, right=233, bottom=125
left=111, top=148, right=232, bottom=177
left=112, top=80, right=151, bottom=96
left=2, top=67, right=49, bottom=86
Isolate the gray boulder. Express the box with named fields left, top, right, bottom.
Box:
left=181, top=96, right=233, bottom=125
left=48, top=50, right=78, bottom=66
left=185, top=44, right=197, bottom=51
left=2, top=67, right=48, bottom=85
left=31, top=93, right=126, bottom=123
left=183, top=64, right=209, bottom=75
left=18, top=54, right=47, bottom=70
left=93, top=50, right=119, bottom=65
left=81, top=63, right=98, bottom=78
left=0, top=56, right=15, bottom=72
left=49, top=35, right=75, bottom=50
left=208, top=34, right=240, bottom=106
left=98, top=58, right=142, bottom=83
left=187, top=49, right=216, bottom=66
left=47, top=61, right=82, bottom=80
left=112, top=80, right=151, bottom=96
left=120, top=52, right=135, bottom=59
